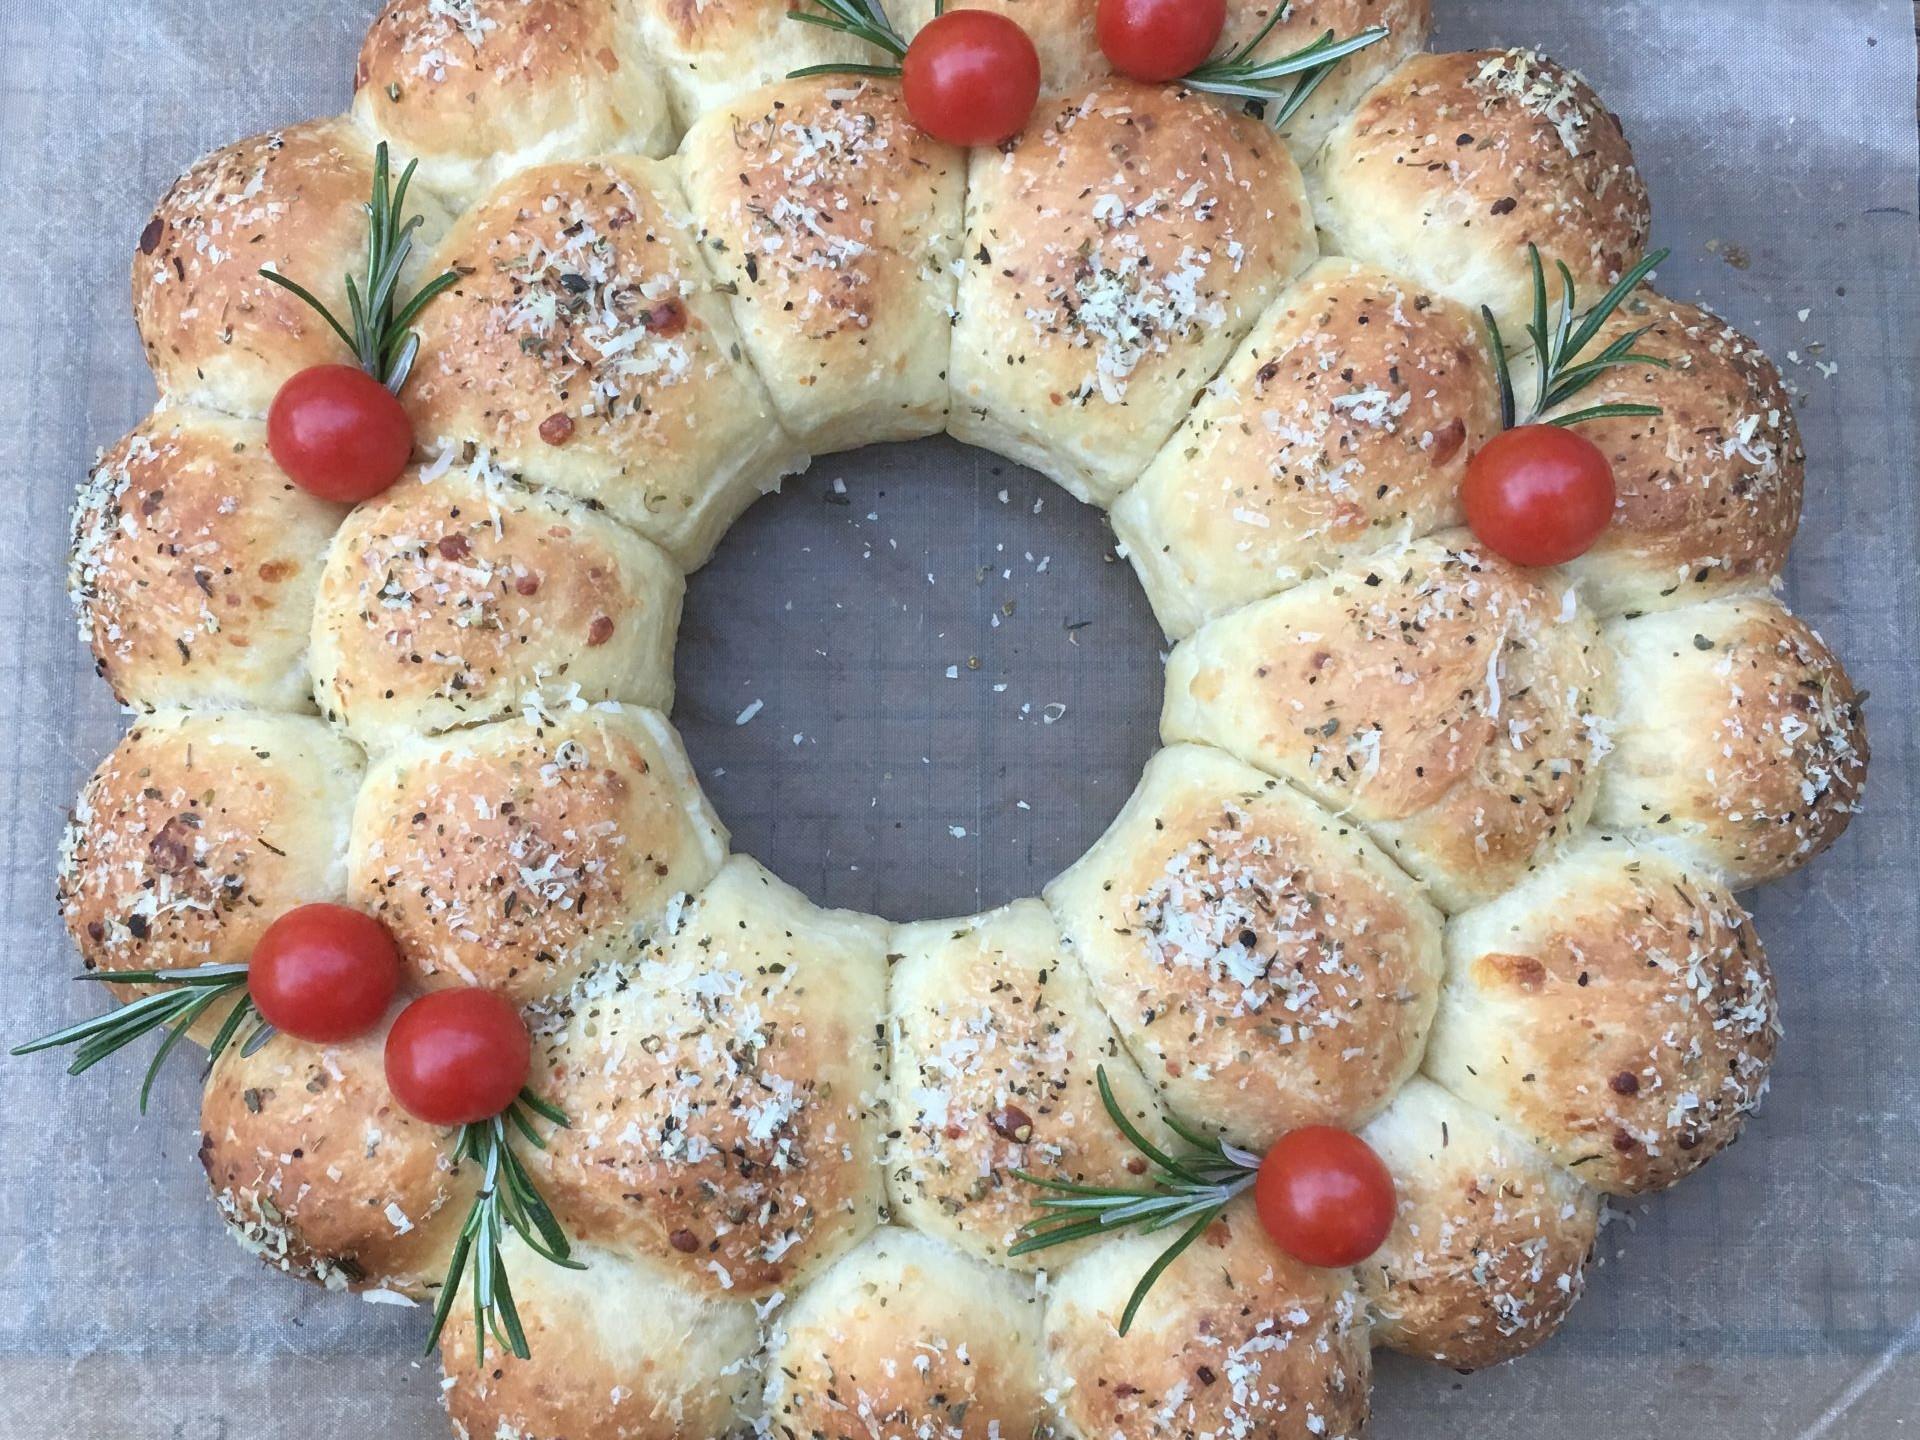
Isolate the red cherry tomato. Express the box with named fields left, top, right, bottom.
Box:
left=901, top=10, right=1041, bottom=148
left=247, top=903, right=401, bottom=1043
left=384, top=989, right=531, bottom=1128
left=1462, top=423, right=1616, bottom=567
left=1096, top=0, right=1226, bottom=82
left=1253, top=1126, right=1396, bottom=1269
left=267, top=363, right=414, bottom=502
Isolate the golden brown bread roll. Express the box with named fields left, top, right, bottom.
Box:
left=347, top=707, right=727, bottom=1002
left=1114, top=259, right=1500, bottom=637
left=404, top=155, right=805, bottom=568
left=1597, top=596, right=1868, bottom=887
left=1046, top=744, right=1443, bottom=1147
left=71, top=407, right=344, bottom=712
left=1314, top=49, right=1651, bottom=337
left=622, top=0, right=887, bottom=126
left=531, top=856, right=887, bottom=1295
left=679, top=76, right=966, bottom=451
left=1425, top=834, right=1778, bottom=1195
left=134, top=119, right=454, bottom=418
left=1161, top=533, right=1612, bottom=912
left=951, top=82, right=1317, bottom=506
left=309, top=453, right=683, bottom=751
left=354, top=0, right=677, bottom=205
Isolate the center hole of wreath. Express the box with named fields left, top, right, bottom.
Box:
left=674, top=437, right=1165, bottom=921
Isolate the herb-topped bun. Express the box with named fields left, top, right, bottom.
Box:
left=679, top=76, right=967, bottom=452
left=1114, top=258, right=1501, bottom=638
left=309, top=453, right=683, bottom=753
left=403, top=156, right=805, bottom=568
left=71, top=408, right=344, bottom=713
left=950, top=81, right=1317, bottom=507
left=353, top=0, right=676, bottom=206
left=1046, top=744, right=1444, bottom=1146
left=134, top=119, right=454, bottom=418
left=1313, top=49, right=1651, bottom=336
left=347, top=708, right=726, bottom=1002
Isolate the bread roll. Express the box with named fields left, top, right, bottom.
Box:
left=134, top=119, right=453, bottom=418
left=1114, top=259, right=1498, bottom=637
left=310, top=454, right=683, bottom=752
left=1597, top=597, right=1867, bottom=887
left=200, top=1009, right=469, bottom=1294
left=531, top=856, right=887, bottom=1296
left=951, top=83, right=1317, bottom=506
left=404, top=156, right=805, bottom=568
left=1314, top=50, right=1650, bottom=337
left=1358, top=1076, right=1598, bottom=1370
left=622, top=0, right=885, bottom=126
left=679, top=77, right=965, bottom=452
left=1535, top=291, right=1804, bottom=615
left=763, top=1227, right=1047, bottom=1440
left=1044, top=1203, right=1370, bottom=1440
left=353, top=0, right=676, bottom=205
left=440, top=1238, right=760, bottom=1440
left=347, top=707, right=726, bottom=1002
left=1425, top=835, right=1778, bottom=1194
left=1046, top=744, right=1443, bottom=1146
left=1161, top=533, right=1611, bottom=912
left=71, top=408, right=343, bottom=712
left=59, top=711, right=364, bottom=1003
left=887, top=898, right=1170, bottom=1268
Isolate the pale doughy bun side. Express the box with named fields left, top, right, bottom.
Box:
left=1359, top=1075, right=1599, bottom=1370
left=72, top=407, right=344, bottom=712
left=310, top=454, right=683, bottom=753
left=440, top=1237, right=761, bottom=1440
left=1597, top=596, right=1867, bottom=888
left=1044, top=1202, right=1371, bottom=1440
left=951, top=82, right=1317, bottom=507
left=347, top=707, right=727, bottom=1002
left=133, top=118, right=454, bottom=418
left=1426, top=834, right=1778, bottom=1195
left=1313, top=49, right=1650, bottom=338
left=886, top=898, right=1172, bottom=1268
left=1114, top=258, right=1498, bottom=638
left=200, top=1007, right=469, bottom=1295
left=404, top=155, right=805, bottom=569
left=530, top=856, right=888, bottom=1297
left=679, top=76, right=966, bottom=452
left=762, top=1227, right=1048, bottom=1440
left=621, top=0, right=887, bottom=127
left=1046, top=744, right=1444, bottom=1147
left=354, top=0, right=677, bottom=206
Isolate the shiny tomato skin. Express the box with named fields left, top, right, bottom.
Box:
left=267, top=364, right=414, bottom=502
left=384, top=988, right=531, bottom=1128
left=1462, top=423, right=1616, bottom=568
left=1096, top=0, right=1226, bottom=82
left=1253, top=1126, right=1396, bottom=1269
left=247, top=903, right=401, bottom=1043
left=901, top=10, right=1041, bottom=148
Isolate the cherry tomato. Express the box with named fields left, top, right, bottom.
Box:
left=1462, top=423, right=1616, bottom=567
left=901, top=10, right=1041, bottom=148
left=384, top=988, right=531, bottom=1128
left=1097, top=0, right=1226, bottom=82
left=267, top=363, right=414, bottom=502
left=1253, top=1126, right=1396, bottom=1269
left=247, top=903, right=401, bottom=1043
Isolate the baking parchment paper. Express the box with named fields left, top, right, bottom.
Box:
left=0, top=1, right=1913, bottom=1435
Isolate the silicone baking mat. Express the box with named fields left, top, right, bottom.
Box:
left=0, top=1, right=1913, bottom=1435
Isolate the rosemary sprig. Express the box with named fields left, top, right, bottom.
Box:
left=1009, top=1066, right=1261, bottom=1335
left=9, top=965, right=274, bottom=1113
left=427, top=1089, right=585, bottom=1364
left=1184, top=12, right=1391, bottom=131
left=1484, top=243, right=1672, bottom=430
left=257, top=141, right=458, bottom=394
left=785, top=0, right=910, bottom=77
